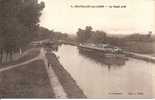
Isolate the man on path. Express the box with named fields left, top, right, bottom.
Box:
left=45, top=48, right=57, bottom=68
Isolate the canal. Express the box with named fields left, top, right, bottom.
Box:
left=54, top=44, right=155, bottom=98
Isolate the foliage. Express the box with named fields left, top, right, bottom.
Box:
left=77, top=26, right=107, bottom=43
left=77, top=26, right=93, bottom=43
left=0, top=0, right=44, bottom=63
left=88, top=31, right=106, bottom=43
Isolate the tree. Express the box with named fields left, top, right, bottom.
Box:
left=88, top=31, right=107, bottom=43
left=0, top=0, right=44, bottom=63
left=77, top=28, right=85, bottom=43
left=77, top=26, right=93, bottom=43
left=76, top=26, right=108, bottom=44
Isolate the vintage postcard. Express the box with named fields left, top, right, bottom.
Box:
left=0, top=0, right=154, bottom=99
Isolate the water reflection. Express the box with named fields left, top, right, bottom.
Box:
left=78, top=47, right=127, bottom=71
left=54, top=45, right=154, bottom=98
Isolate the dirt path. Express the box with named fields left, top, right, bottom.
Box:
left=0, top=48, right=41, bottom=73
left=40, top=48, right=68, bottom=98
left=0, top=56, right=39, bottom=73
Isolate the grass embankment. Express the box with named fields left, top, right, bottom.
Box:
left=46, top=53, right=86, bottom=98
left=0, top=48, right=40, bottom=69
left=122, top=41, right=155, bottom=54
left=0, top=60, right=54, bottom=98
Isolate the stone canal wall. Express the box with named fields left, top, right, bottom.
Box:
left=46, top=52, right=86, bottom=98
left=123, top=51, right=155, bottom=63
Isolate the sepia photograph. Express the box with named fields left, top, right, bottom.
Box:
left=0, top=0, right=155, bottom=99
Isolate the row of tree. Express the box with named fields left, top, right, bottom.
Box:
left=76, top=26, right=154, bottom=54
left=0, top=0, right=44, bottom=63
left=77, top=26, right=107, bottom=43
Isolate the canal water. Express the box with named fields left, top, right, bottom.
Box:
left=54, top=44, right=155, bottom=98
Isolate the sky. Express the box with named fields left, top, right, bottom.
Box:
left=39, top=0, right=155, bottom=35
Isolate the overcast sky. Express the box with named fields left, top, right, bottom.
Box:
left=39, top=0, right=155, bottom=34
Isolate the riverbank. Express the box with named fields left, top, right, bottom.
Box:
left=123, top=51, right=155, bottom=63
left=45, top=52, right=86, bottom=98
left=0, top=60, right=55, bottom=98
left=0, top=48, right=40, bottom=69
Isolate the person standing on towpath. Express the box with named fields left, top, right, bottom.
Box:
left=45, top=48, right=57, bottom=68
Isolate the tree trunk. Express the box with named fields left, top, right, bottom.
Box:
left=0, top=48, right=3, bottom=64
left=6, top=51, right=8, bottom=63
left=10, top=50, right=13, bottom=61
left=19, top=48, right=22, bottom=55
